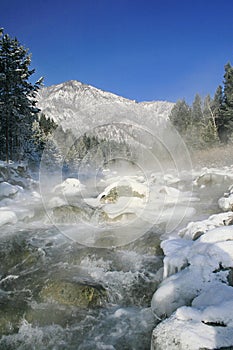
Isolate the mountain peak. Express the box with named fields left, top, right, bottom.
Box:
left=36, top=80, right=174, bottom=133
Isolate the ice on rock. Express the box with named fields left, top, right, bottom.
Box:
left=151, top=204, right=233, bottom=349
left=161, top=238, right=192, bottom=278
left=152, top=222, right=233, bottom=320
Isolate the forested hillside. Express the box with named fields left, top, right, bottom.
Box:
left=169, top=62, right=233, bottom=148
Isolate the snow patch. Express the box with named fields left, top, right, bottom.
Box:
left=0, top=210, right=17, bottom=226
left=0, top=181, right=20, bottom=198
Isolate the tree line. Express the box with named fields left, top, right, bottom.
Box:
left=1, top=28, right=233, bottom=166
left=33, top=117, right=133, bottom=172
left=169, top=63, right=233, bottom=148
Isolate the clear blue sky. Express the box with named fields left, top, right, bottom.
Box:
left=1, top=0, right=233, bottom=104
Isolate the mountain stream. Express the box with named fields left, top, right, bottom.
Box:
left=0, top=165, right=231, bottom=350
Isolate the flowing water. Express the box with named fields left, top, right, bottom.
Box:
left=0, top=166, right=231, bottom=350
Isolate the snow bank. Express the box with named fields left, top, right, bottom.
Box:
left=152, top=225, right=233, bottom=318
left=151, top=299, right=233, bottom=350
left=151, top=183, right=233, bottom=349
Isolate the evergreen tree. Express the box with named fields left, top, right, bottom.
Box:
left=212, top=85, right=223, bottom=119
left=39, top=113, right=57, bottom=135
left=0, top=29, right=42, bottom=162
left=169, top=94, right=219, bottom=149
left=41, top=134, right=63, bottom=170
left=192, top=93, right=203, bottom=124
left=169, top=99, right=192, bottom=134
left=218, top=63, right=233, bottom=142
left=32, top=114, right=58, bottom=162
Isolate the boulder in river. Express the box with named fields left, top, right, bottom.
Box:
left=218, top=184, right=233, bottom=212
left=39, top=280, right=107, bottom=308
left=0, top=182, right=20, bottom=199
left=51, top=204, right=93, bottom=223
left=193, top=169, right=233, bottom=187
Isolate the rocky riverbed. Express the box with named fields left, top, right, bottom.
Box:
left=0, top=160, right=233, bottom=349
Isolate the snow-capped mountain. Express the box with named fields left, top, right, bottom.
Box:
left=36, top=80, right=174, bottom=136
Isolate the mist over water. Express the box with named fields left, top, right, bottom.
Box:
left=1, top=107, right=232, bottom=349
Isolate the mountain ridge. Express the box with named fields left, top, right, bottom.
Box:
left=36, top=80, right=175, bottom=134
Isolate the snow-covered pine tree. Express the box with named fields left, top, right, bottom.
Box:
left=0, top=29, right=42, bottom=162
left=218, top=63, right=233, bottom=142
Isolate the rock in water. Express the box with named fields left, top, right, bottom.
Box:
left=218, top=184, right=233, bottom=212
left=39, top=280, right=106, bottom=307
left=52, top=204, right=93, bottom=223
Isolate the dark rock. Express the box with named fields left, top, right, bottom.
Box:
left=39, top=279, right=107, bottom=307
left=52, top=204, right=93, bottom=223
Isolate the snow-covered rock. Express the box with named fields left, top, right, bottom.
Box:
left=151, top=206, right=233, bottom=349
left=48, top=196, right=67, bottom=209
left=151, top=296, right=233, bottom=350
left=84, top=177, right=148, bottom=221
left=0, top=182, right=20, bottom=199
left=152, top=223, right=233, bottom=312
left=53, top=178, right=85, bottom=198
left=85, top=174, right=197, bottom=227
left=218, top=194, right=233, bottom=211
left=192, top=282, right=233, bottom=309
left=179, top=211, right=233, bottom=240
left=218, top=183, right=233, bottom=211
left=0, top=210, right=17, bottom=226
left=193, top=167, right=233, bottom=187
left=151, top=265, right=206, bottom=319
left=98, top=178, right=148, bottom=201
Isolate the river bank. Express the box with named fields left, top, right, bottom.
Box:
left=151, top=156, right=233, bottom=349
